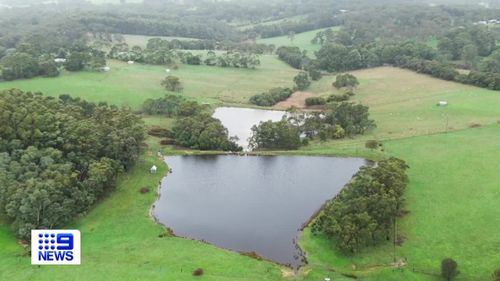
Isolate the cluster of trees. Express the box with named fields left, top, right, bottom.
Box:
left=438, top=26, right=496, bottom=62
left=146, top=38, right=275, bottom=55
left=249, top=87, right=293, bottom=106
left=249, top=101, right=375, bottom=150
left=0, top=90, right=144, bottom=239
left=141, top=96, right=241, bottom=151
left=312, top=157, right=409, bottom=253
left=249, top=119, right=302, bottom=150
left=172, top=113, right=242, bottom=151
left=202, top=51, right=260, bottom=69
left=109, top=43, right=260, bottom=69
left=298, top=102, right=375, bottom=139
left=294, top=72, right=312, bottom=91
left=276, top=46, right=308, bottom=69
left=395, top=56, right=500, bottom=90
left=0, top=47, right=106, bottom=81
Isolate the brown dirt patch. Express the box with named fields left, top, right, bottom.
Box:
left=273, top=91, right=315, bottom=110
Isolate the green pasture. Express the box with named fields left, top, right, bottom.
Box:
left=0, top=57, right=298, bottom=108
left=257, top=27, right=340, bottom=56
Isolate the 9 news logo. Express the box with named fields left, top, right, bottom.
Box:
left=31, top=230, right=81, bottom=265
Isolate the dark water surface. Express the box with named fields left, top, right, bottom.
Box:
left=212, top=107, right=285, bottom=150
left=153, top=155, right=366, bottom=268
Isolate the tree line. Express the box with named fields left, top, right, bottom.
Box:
left=108, top=42, right=260, bottom=69
left=0, top=90, right=144, bottom=239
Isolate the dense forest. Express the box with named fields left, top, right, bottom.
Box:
left=0, top=90, right=144, bottom=239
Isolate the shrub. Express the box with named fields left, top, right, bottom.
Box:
left=305, top=97, right=326, bottom=106
left=492, top=268, right=500, bottom=281
left=249, top=87, right=293, bottom=106
left=139, top=187, right=150, bottom=193
left=365, top=140, right=379, bottom=149
left=327, top=94, right=350, bottom=102
left=441, top=258, right=458, bottom=281
left=148, top=128, right=173, bottom=138
left=192, top=268, right=204, bottom=276
left=160, top=139, right=176, bottom=145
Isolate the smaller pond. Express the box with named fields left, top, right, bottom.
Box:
left=212, top=107, right=285, bottom=150
left=153, top=155, right=367, bottom=269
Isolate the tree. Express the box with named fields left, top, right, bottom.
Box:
left=161, top=75, right=183, bottom=92
left=294, top=71, right=311, bottom=91
left=480, top=50, right=500, bottom=73
left=65, top=52, right=87, bottom=71
left=461, top=44, right=478, bottom=69
left=441, top=258, right=458, bottom=281
left=312, top=158, right=409, bottom=253
left=38, top=59, right=60, bottom=77
left=333, top=73, right=359, bottom=89
left=365, top=140, right=379, bottom=150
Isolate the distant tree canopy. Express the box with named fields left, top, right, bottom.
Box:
left=312, top=157, right=409, bottom=253
left=0, top=90, right=144, bottom=239
left=109, top=43, right=261, bottom=69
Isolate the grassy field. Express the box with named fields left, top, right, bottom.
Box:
left=1, top=58, right=500, bottom=280
left=257, top=27, right=340, bottom=56
left=0, top=57, right=298, bottom=108
left=309, top=67, right=500, bottom=141
left=300, top=124, right=500, bottom=281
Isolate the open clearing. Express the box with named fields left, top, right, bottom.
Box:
left=300, top=124, right=500, bottom=281
left=257, top=27, right=340, bottom=56
left=309, top=67, right=500, bottom=140
left=273, top=91, right=315, bottom=110
left=0, top=57, right=298, bottom=108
